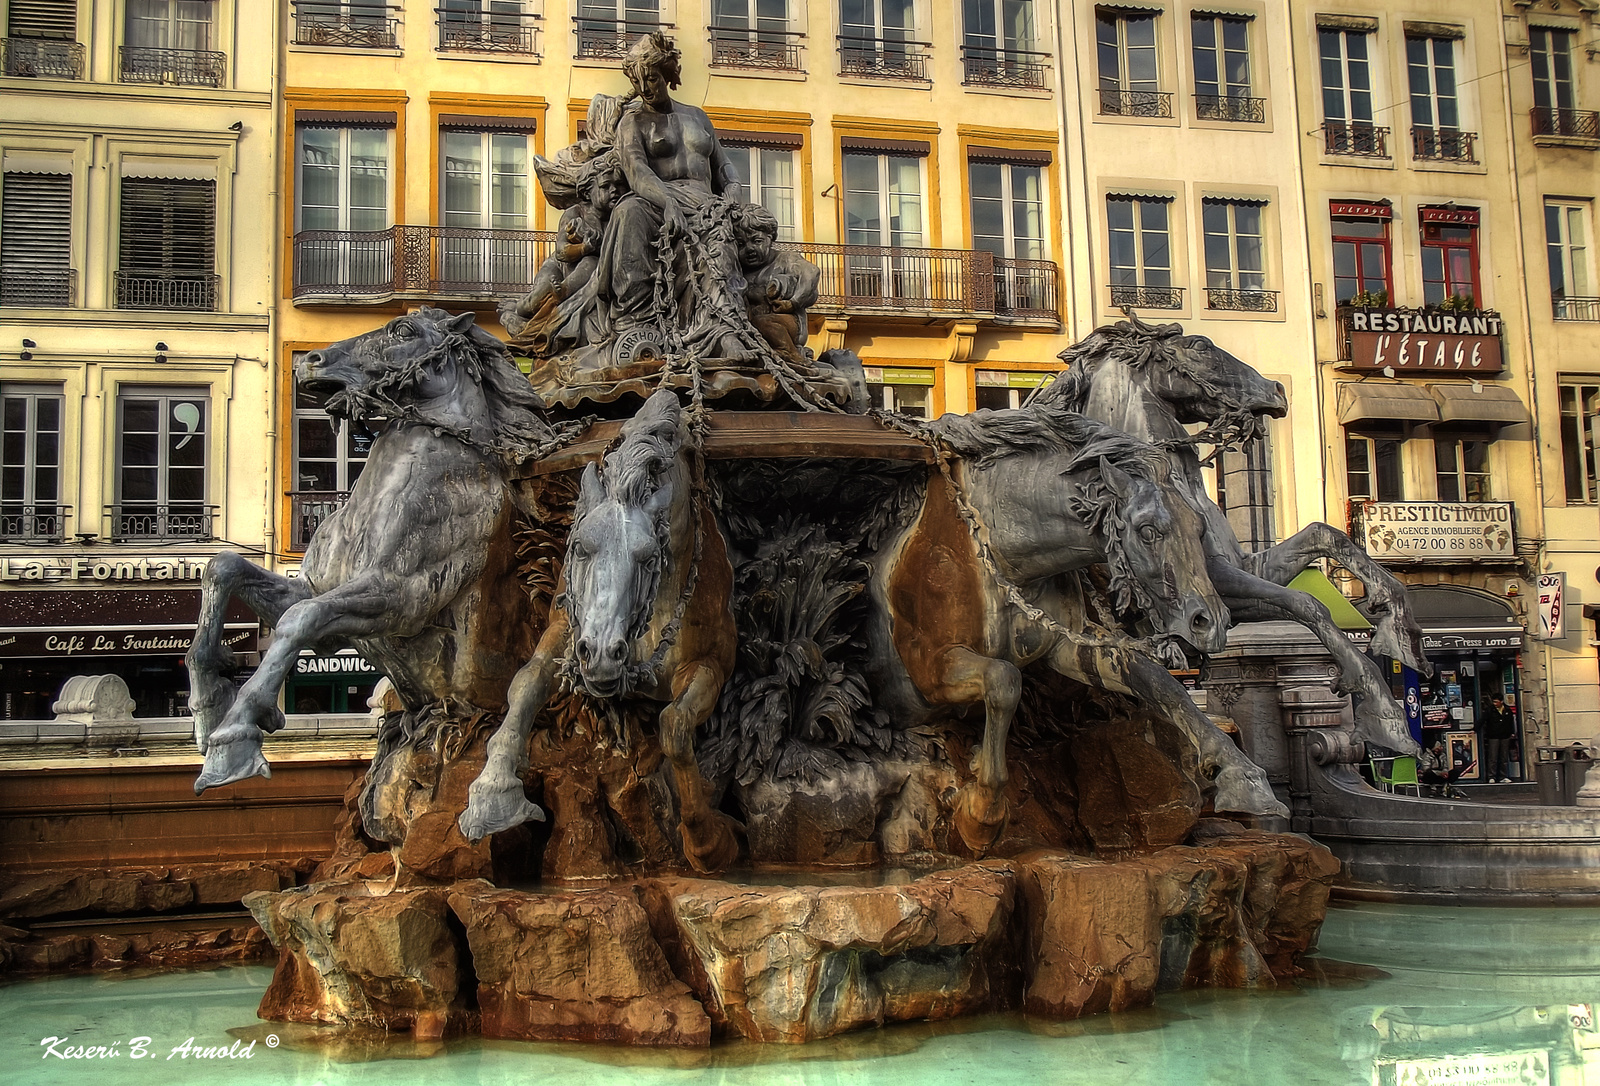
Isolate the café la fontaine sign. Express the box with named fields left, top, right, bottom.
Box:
left=1343, top=307, right=1505, bottom=375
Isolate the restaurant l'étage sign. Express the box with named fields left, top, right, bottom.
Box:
left=1343, top=307, right=1504, bottom=376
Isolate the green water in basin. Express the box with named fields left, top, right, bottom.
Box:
left=7, top=902, right=1600, bottom=1086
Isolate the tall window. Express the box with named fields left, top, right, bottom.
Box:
left=1434, top=439, right=1490, bottom=502
left=962, top=0, right=1043, bottom=88
left=117, top=176, right=217, bottom=311
left=1420, top=212, right=1479, bottom=306
left=1, top=384, right=64, bottom=541
left=1107, top=194, right=1176, bottom=308
left=115, top=388, right=209, bottom=541
left=440, top=128, right=532, bottom=289
left=296, top=123, right=392, bottom=290
left=1201, top=198, right=1267, bottom=308
left=1529, top=27, right=1575, bottom=113
left=1560, top=379, right=1600, bottom=503
left=1407, top=33, right=1473, bottom=161
left=709, top=0, right=796, bottom=70
left=1546, top=201, right=1593, bottom=319
left=0, top=170, right=72, bottom=306
left=1095, top=8, right=1165, bottom=116
left=290, top=362, right=371, bottom=550
left=439, top=0, right=537, bottom=55
left=840, top=0, right=922, bottom=79
left=4, top=0, right=83, bottom=78
left=1192, top=13, right=1258, bottom=121
left=122, top=0, right=222, bottom=86
left=575, top=0, right=661, bottom=58
left=1331, top=204, right=1392, bottom=305
left=970, top=158, right=1045, bottom=311
left=721, top=143, right=798, bottom=240
left=1319, top=27, right=1383, bottom=155
left=1346, top=435, right=1402, bottom=501
left=843, top=151, right=924, bottom=301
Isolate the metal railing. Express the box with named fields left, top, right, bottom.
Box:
left=1531, top=107, right=1600, bottom=141
left=1195, top=93, right=1265, bottom=123
left=1206, top=287, right=1278, bottom=312
left=1098, top=88, right=1173, bottom=118
left=108, top=504, right=216, bottom=542
left=994, top=257, right=1058, bottom=321
left=786, top=242, right=994, bottom=315
left=291, top=2, right=400, bottom=48
left=960, top=43, right=1049, bottom=89
left=118, top=45, right=226, bottom=87
left=573, top=16, right=672, bottom=60
left=708, top=26, right=803, bottom=71
left=0, top=504, right=68, bottom=542
left=289, top=491, right=350, bottom=551
left=0, top=268, right=76, bottom=307
left=837, top=35, right=930, bottom=80
left=438, top=6, right=539, bottom=55
left=1553, top=295, right=1600, bottom=322
left=1411, top=126, right=1477, bottom=163
left=1323, top=120, right=1389, bottom=158
left=1, top=36, right=85, bottom=78
left=292, top=225, right=559, bottom=299
left=114, top=271, right=219, bottom=311
left=1110, top=283, right=1184, bottom=310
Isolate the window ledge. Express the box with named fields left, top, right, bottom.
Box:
left=1315, top=150, right=1396, bottom=170
left=0, top=76, right=270, bottom=106
left=707, top=66, right=809, bottom=82
left=435, top=50, right=542, bottom=65
left=1532, top=134, right=1600, bottom=150
left=962, top=82, right=1052, bottom=99
left=834, top=73, right=932, bottom=90
left=288, top=44, right=404, bottom=58
left=1092, top=112, right=1180, bottom=129
left=1408, top=158, right=1489, bottom=175
left=1, top=307, right=270, bottom=330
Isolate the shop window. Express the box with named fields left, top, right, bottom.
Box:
left=440, top=127, right=533, bottom=289
left=114, top=388, right=210, bottom=541
left=1107, top=193, right=1178, bottom=309
left=1318, top=25, right=1384, bottom=156
left=290, top=357, right=371, bottom=551
left=117, top=176, right=217, bottom=311
left=1095, top=7, right=1166, bottom=117
left=1191, top=12, right=1259, bottom=121
left=1406, top=31, right=1473, bottom=161
left=973, top=370, right=1046, bottom=411
left=0, top=169, right=72, bottom=306
left=121, top=0, right=223, bottom=87
left=843, top=150, right=925, bottom=302
left=1420, top=210, right=1479, bottom=307
left=1201, top=197, right=1271, bottom=311
left=1545, top=200, right=1594, bottom=320
left=1331, top=202, right=1392, bottom=305
left=721, top=143, right=798, bottom=240
left=295, top=120, right=394, bottom=291
left=1559, top=378, right=1600, bottom=503
left=1346, top=434, right=1402, bottom=501
left=863, top=366, right=932, bottom=417
left=1, top=383, right=64, bottom=542
left=1434, top=438, right=1490, bottom=502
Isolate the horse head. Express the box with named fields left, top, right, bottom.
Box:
left=561, top=389, right=683, bottom=698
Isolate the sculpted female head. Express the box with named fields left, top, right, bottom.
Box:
left=623, top=32, right=681, bottom=107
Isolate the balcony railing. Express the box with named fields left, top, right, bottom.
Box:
left=293, top=225, right=559, bottom=300
left=108, top=504, right=216, bottom=542
left=1195, top=93, right=1265, bottom=123
left=291, top=2, right=400, bottom=49
left=960, top=43, right=1049, bottom=89
left=573, top=16, right=672, bottom=60
left=1411, top=126, right=1477, bottom=163
left=1531, top=107, right=1600, bottom=142
left=1553, top=295, right=1600, bottom=322
left=708, top=26, right=803, bottom=71
left=1323, top=121, right=1389, bottom=158
left=1206, top=287, right=1278, bottom=313
left=2, top=36, right=85, bottom=78
left=787, top=243, right=994, bottom=316
left=0, top=504, right=68, bottom=542
left=994, top=257, right=1059, bottom=322
left=114, top=271, right=219, bottom=311
left=439, top=6, right=539, bottom=55
left=289, top=491, right=350, bottom=551
left=0, top=268, right=76, bottom=307
left=118, top=45, right=226, bottom=87
left=837, top=36, right=930, bottom=81
left=1110, top=283, right=1184, bottom=310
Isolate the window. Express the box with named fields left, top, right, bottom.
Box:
left=1330, top=203, right=1392, bottom=305
left=863, top=366, right=932, bottom=417
left=970, top=158, right=1046, bottom=312
left=840, top=0, right=924, bottom=80
left=121, top=0, right=224, bottom=87
left=115, top=389, right=210, bottom=541
left=1191, top=13, right=1260, bottom=122
left=293, top=2, right=398, bottom=50
left=843, top=151, right=925, bottom=301
left=1346, top=435, right=1402, bottom=501
left=117, top=176, right=217, bottom=311
left=4, top=0, right=84, bottom=78
left=1215, top=433, right=1275, bottom=551
left=1107, top=194, right=1178, bottom=308
left=1, top=384, right=64, bottom=541
left=1407, top=33, right=1474, bottom=162
left=722, top=144, right=797, bottom=240
left=575, top=0, right=662, bottom=60
left=440, top=128, right=533, bottom=289
left=1201, top=198, right=1271, bottom=310
left=1546, top=201, right=1594, bottom=320
left=974, top=370, right=1047, bottom=410
left=1560, top=379, right=1600, bottom=503
left=1319, top=27, right=1385, bottom=156
left=439, top=1, right=537, bottom=55
left=1434, top=439, right=1490, bottom=502
left=961, top=0, right=1045, bottom=89
left=290, top=362, right=371, bottom=550
left=0, top=170, right=72, bottom=306
left=709, top=0, right=798, bottom=71
left=1420, top=210, right=1479, bottom=307
left=1095, top=8, right=1166, bottom=116
left=1529, top=27, right=1578, bottom=133
left=296, top=123, right=393, bottom=290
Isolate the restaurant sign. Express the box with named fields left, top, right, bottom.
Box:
left=1383, top=1049, right=1548, bottom=1086
left=1352, top=501, right=1516, bottom=561
left=1342, top=307, right=1504, bottom=375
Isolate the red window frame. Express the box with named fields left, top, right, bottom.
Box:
left=1420, top=206, right=1481, bottom=306
left=1330, top=200, right=1393, bottom=304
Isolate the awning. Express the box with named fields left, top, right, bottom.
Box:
left=718, top=128, right=805, bottom=150
left=1288, top=569, right=1372, bottom=632
left=968, top=144, right=1052, bottom=165
left=1428, top=382, right=1531, bottom=425
left=2, top=150, right=72, bottom=175
left=438, top=113, right=537, bottom=133
left=1378, top=585, right=1525, bottom=651
left=1106, top=188, right=1175, bottom=201
left=840, top=136, right=930, bottom=156
left=119, top=156, right=217, bottom=181
left=1338, top=381, right=1441, bottom=425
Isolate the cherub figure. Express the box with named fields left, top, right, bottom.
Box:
left=731, top=202, right=820, bottom=365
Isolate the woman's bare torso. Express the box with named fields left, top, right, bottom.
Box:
left=624, top=103, right=720, bottom=191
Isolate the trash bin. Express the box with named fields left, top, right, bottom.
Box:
left=1564, top=747, right=1594, bottom=806
left=1534, top=746, right=1567, bottom=806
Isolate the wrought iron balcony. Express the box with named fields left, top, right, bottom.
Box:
left=1411, top=127, right=1477, bottom=163
left=291, top=2, right=400, bottom=49
left=292, top=225, right=559, bottom=301
left=438, top=5, right=539, bottom=55
left=1553, top=295, right=1600, bottom=322
left=1098, top=88, right=1173, bottom=118
left=708, top=26, right=803, bottom=71
left=1206, top=287, right=1278, bottom=313
left=786, top=243, right=994, bottom=317
left=118, top=45, right=226, bottom=87
left=114, top=271, right=219, bottom=311
left=573, top=16, right=672, bottom=60
left=837, top=36, right=930, bottom=81
left=1110, top=283, right=1184, bottom=310
left=288, top=491, right=350, bottom=551
left=2, top=36, right=85, bottom=78
left=1531, top=107, right=1600, bottom=143
left=994, top=258, right=1059, bottom=322
left=960, top=44, right=1049, bottom=89
left=0, top=268, right=76, bottom=307
left=108, top=504, right=216, bottom=542
left=1323, top=121, right=1389, bottom=158
left=0, top=504, right=68, bottom=542
left=1195, top=93, right=1265, bottom=123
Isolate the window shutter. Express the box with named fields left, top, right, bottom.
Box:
left=7, top=0, right=77, bottom=38
left=119, top=178, right=215, bottom=274
left=1, top=173, right=71, bottom=304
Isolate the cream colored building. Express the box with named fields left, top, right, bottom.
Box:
left=0, top=0, right=279, bottom=718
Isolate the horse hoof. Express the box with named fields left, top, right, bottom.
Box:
left=194, top=737, right=271, bottom=795
left=458, top=786, right=546, bottom=843
left=1212, top=769, right=1288, bottom=819
left=680, top=813, right=741, bottom=875
left=953, top=786, right=1009, bottom=856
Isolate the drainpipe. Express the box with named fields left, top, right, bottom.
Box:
left=1051, top=1, right=1086, bottom=338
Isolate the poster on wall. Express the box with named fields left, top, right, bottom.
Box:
left=1352, top=501, right=1516, bottom=561
left=1535, top=572, right=1565, bottom=641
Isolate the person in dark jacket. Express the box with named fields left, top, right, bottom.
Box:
left=1480, top=695, right=1516, bottom=782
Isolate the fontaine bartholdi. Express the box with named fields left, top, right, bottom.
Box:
left=185, top=36, right=1425, bottom=1046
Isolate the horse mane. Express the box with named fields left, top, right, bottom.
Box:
left=605, top=391, right=683, bottom=507
left=926, top=403, right=1172, bottom=482
left=1035, top=316, right=1188, bottom=415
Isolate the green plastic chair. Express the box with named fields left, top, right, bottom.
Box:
left=1371, top=755, right=1422, bottom=797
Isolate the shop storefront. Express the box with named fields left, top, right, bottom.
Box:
left=1409, top=584, right=1528, bottom=782
left=286, top=649, right=382, bottom=714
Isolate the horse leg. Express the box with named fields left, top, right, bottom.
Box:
left=458, top=611, right=570, bottom=842
left=924, top=646, right=1021, bottom=855
left=186, top=553, right=312, bottom=755
left=660, top=662, right=740, bottom=874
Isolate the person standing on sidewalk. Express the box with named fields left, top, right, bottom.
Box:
left=1480, top=695, right=1516, bottom=783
